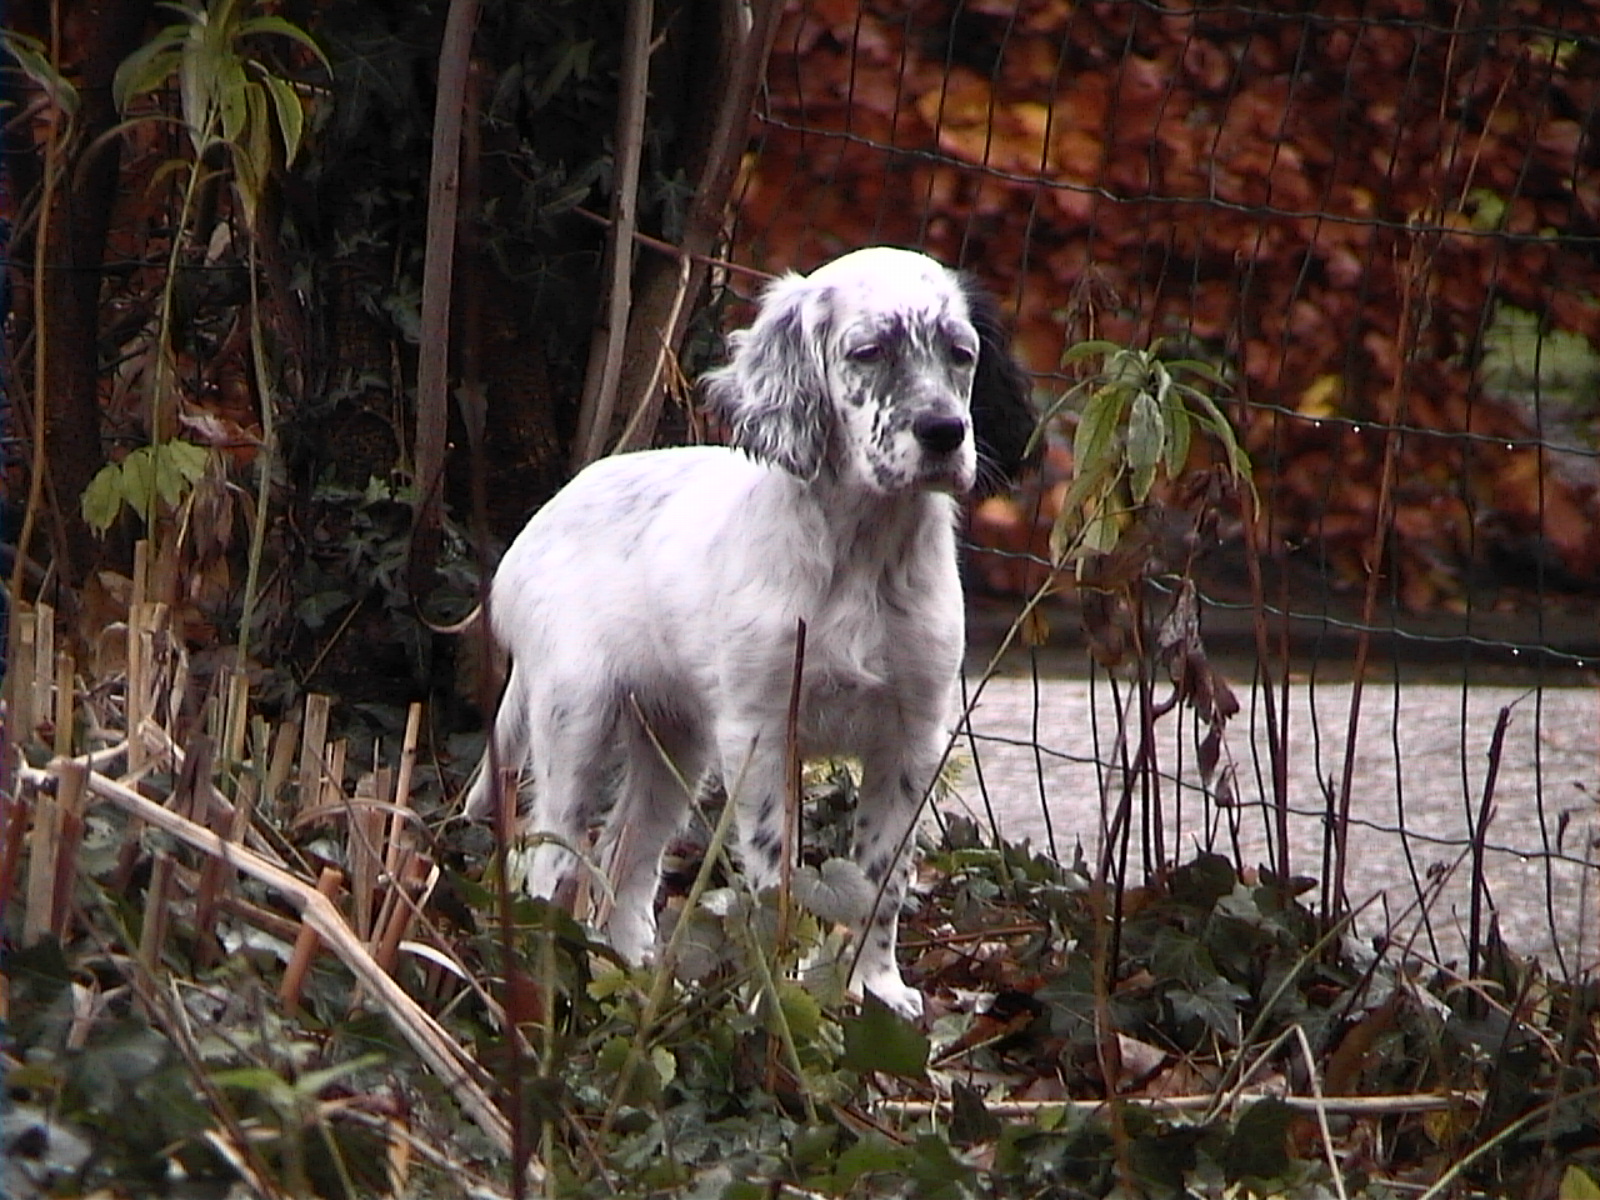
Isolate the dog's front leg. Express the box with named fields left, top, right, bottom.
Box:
left=845, top=748, right=937, bottom=1019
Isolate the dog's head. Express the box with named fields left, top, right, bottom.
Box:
left=704, top=247, right=1037, bottom=496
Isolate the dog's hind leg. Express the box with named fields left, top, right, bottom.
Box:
left=595, top=720, right=704, bottom=964
left=500, top=687, right=617, bottom=907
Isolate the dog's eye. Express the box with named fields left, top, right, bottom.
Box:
left=949, top=343, right=977, bottom=366
left=848, top=343, right=883, bottom=363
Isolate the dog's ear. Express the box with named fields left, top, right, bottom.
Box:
left=703, top=275, right=833, bottom=479
left=961, top=276, right=1041, bottom=498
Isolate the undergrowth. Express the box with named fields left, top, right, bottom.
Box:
left=6, top=766, right=1598, bottom=1199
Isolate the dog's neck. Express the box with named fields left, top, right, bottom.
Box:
left=804, top=472, right=957, bottom=570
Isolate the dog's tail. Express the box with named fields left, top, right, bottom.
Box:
left=423, top=602, right=515, bottom=821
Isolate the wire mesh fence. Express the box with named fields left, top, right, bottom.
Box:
left=728, top=0, right=1600, bottom=977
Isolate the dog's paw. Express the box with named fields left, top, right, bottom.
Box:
left=857, top=973, right=925, bottom=1021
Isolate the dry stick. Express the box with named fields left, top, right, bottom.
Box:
left=880, top=1090, right=1484, bottom=1119
left=572, top=0, right=651, bottom=469
left=778, top=618, right=808, bottom=952
left=373, top=854, right=438, bottom=975
left=324, top=739, right=348, bottom=809
left=6, top=26, right=65, bottom=744
left=128, top=541, right=150, bottom=779
left=767, top=618, right=808, bottom=1096
left=412, top=0, right=480, bottom=575
left=1466, top=703, right=1513, bottom=985
left=1239, top=483, right=1293, bottom=884
left=610, top=0, right=786, bottom=452
left=17, top=764, right=531, bottom=1175
left=1328, top=235, right=1426, bottom=926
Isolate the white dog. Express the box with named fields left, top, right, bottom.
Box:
left=464, top=246, right=1035, bottom=1016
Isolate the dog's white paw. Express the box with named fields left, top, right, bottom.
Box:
left=855, top=972, right=925, bottom=1021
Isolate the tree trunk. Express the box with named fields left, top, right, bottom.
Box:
left=30, top=0, right=157, bottom=585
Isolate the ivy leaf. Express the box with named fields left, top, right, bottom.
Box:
left=1168, top=975, right=1249, bottom=1045
left=840, top=993, right=928, bottom=1078
left=792, top=858, right=873, bottom=925
left=1221, top=1097, right=1294, bottom=1182
left=949, top=1081, right=1002, bottom=1147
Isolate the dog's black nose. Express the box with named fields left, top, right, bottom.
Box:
left=913, top=414, right=968, bottom=455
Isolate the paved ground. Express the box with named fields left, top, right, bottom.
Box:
left=944, top=623, right=1599, bottom=978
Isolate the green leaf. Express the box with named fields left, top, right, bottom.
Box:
left=1180, top=385, right=1252, bottom=485
left=167, top=438, right=211, bottom=482
left=1221, top=1097, right=1293, bottom=1182
left=1058, top=338, right=1122, bottom=367
left=1168, top=975, right=1249, bottom=1045
left=1072, top=383, right=1125, bottom=474
left=176, top=21, right=212, bottom=150
left=775, top=980, right=824, bottom=1044
left=949, top=1081, right=1002, bottom=1147
left=1169, top=356, right=1229, bottom=387
left=237, top=14, right=333, bottom=73
left=293, top=1054, right=386, bottom=1098
left=217, top=55, right=248, bottom=144
left=261, top=71, right=305, bottom=163
left=121, top=447, right=158, bottom=525
left=211, top=1065, right=296, bottom=1108
left=1160, top=385, right=1192, bottom=478
left=1126, top=390, right=1163, bottom=502
left=1561, top=1165, right=1600, bottom=1200
left=81, top=463, right=127, bottom=533
left=840, top=993, right=929, bottom=1078
left=5, top=32, right=82, bottom=114
left=1171, top=852, right=1237, bottom=909
left=154, top=449, right=187, bottom=508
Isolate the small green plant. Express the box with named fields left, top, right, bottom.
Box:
left=1036, top=341, right=1255, bottom=571
left=80, top=439, right=211, bottom=533
left=112, top=0, right=327, bottom=226
left=95, top=0, right=328, bottom=669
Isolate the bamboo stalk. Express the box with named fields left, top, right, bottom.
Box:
left=387, top=703, right=423, bottom=877
left=49, top=759, right=88, bottom=942
left=33, top=601, right=55, bottom=739
left=11, top=611, right=38, bottom=747
left=140, top=851, right=176, bottom=973
left=53, top=649, right=75, bottom=758
left=350, top=770, right=387, bottom=940
left=23, top=768, right=60, bottom=946
left=297, top=694, right=331, bottom=814
left=265, top=716, right=299, bottom=813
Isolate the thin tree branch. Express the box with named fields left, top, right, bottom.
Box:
left=573, top=0, right=654, bottom=469
left=411, top=0, right=480, bottom=587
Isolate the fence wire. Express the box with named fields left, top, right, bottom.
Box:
left=730, top=0, right=1600, bottom=977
